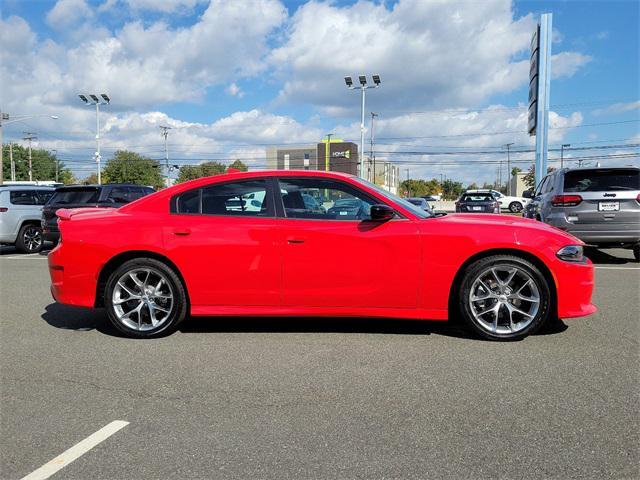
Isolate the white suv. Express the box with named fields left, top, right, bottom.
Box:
left=465, top=189, right=529, bottom=213
left=0, top=185, right=54, bottom=253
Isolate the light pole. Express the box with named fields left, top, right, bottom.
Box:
left=369, top=112, right=378, bottom=184
left=345, top=75, right=381, bottom=180
left=504, top=143, right=514, bottom=195
left=0, top=112, right=58, bottom=184
left=405, top=168, right=410, bottom=197
left=159, top=125, right=172, bottom=187
left=50, top=149, right=59, bottom=183
left=79, top=94, right=110, bottom=185
left=324, top=133, right=334, bottom=171
left=561, top=143, right=570, bottom=169
left=22, top=132, right=37, bottom=181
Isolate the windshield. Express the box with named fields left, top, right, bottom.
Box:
left=353, top=178, right=433, bottom=218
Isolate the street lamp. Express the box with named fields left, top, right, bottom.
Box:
left=0, top=113, right=58, bottom=184
left=79, top=93, right=110, bottom=185
left=345, top=74, right=381, bottom=180
left=561, top=143, right=570, bottom=169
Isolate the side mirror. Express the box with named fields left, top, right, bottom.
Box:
left=523, top=190, right=533, bottom=199
left=370, top=204, right=395, bottom=221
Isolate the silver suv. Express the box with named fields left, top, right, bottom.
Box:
left=0, top=185, right=55, bottom=253
left=523, top=167, right=640, bottom=261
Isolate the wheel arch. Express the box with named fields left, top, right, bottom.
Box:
left=448, top=248, right=558, bottom=319
left=95, top=250, right=190, bottom=308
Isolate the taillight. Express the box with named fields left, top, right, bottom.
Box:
left=552, top=194, right=582, bottom=207
left=0, top=207, right=7, bottom=212
left=636, top=193, right=640, bottom=203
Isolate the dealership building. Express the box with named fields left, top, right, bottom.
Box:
left=266, top=139, right=400, bottom=194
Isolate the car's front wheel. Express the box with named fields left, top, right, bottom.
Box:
left=509, top=201, right=523, bottom=213
left=459, top=255, right=551, bottom=340
left=104, top=258, right=187, bottom=338
left=15, top=224, right=43, bottom=253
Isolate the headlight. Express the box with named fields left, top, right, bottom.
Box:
left=556, top=245, right=585, bottom=263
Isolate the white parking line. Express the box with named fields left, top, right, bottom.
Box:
left=594, top=266, right=640, bottom=270
left=21, top=420, right=129, bottom=480
left=0, top=255, right=48, bottom=260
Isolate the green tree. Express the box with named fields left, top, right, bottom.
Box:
left=176, top=161, right=229, bottom=183
left=228, top=159, right=248, bottom=171
left=2, top=144, right=74, bottom=183
left=441, top=179, right=464, bottom=200
left=523, top=164, right=555, bottom=189
left=466, top=182, right=479, bottom=190
left=82, top=173, right=99, bottom=185
left=102, top=150, right=164, bottom=189
left=399, top=178, right=442, bottom=197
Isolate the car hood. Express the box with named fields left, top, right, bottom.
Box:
left=432, top=213, right=583, bottom=244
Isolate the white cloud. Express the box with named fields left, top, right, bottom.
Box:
left=118, top=0, right=205, bottom=13
left=592, top=101, right=640, bottom=116
left=46, top=0, right=93, bottom=29
left=226, top=83, right=244, bottom=98
left=551, top=52, right=592, bottom=79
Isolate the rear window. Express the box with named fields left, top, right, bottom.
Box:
left=49, top=188, right=100, bottom=205
left=461, top=194, right=493, bottom=202
left=564, top=169, right=640, bottom=192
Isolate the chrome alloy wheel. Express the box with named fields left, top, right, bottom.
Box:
left=468, top=265, right=540, bottom=334
left=23, top=226, right=42, bottom=252
left=112, top=268, right=174, bottom=332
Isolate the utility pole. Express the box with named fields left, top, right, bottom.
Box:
left=344, top=75, right=381, bottom=179
left=79, top=94, right=110, bottom=185
left=23, top=132, right=37, bottom=181
left=9, top=143, right=15, bottom=181
left=504, top=143, right=514, bottom=195
left=369, top=112, right=378, bottom=184
left=324, top=133, right=333, bottom=171
left=159, top=125, right=172, bottom=187
left=561, top=143, right=570, bottom=169
left=0, top=111, right=6, bottom=185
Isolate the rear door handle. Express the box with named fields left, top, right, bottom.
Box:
left=173, top=229, right=191, bottom=236
left=287, top=238, right=305, bottom=244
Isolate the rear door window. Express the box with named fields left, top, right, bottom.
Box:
left=564, top=169, right=640, bottom=192
left=49, top=188, right=100, bottom=205
left=10, top=190, right=38, bottom=205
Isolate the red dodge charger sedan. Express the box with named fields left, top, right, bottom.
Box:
left=48, top=170, right=596, bottom=340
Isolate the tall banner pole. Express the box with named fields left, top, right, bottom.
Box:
left=534, top=13, right=552, bottom=187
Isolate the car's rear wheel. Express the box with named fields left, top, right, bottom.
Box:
left=459, top=255, right=551, bottom=340
left=15, top=224, right=43, bottom=253
left=104, top=258, right=187, bottom=338
left=509, top=201, right=523, bottom=213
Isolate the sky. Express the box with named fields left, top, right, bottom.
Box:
left=1, top=0, right=638, bottom=184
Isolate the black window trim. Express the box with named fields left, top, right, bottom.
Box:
left=274, top=176, right=406, bottom=221
left=170, top=177, right=277, bottom=218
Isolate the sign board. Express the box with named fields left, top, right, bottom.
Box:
left=528, top=24, right=540, bottom=135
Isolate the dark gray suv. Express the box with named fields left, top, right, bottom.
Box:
left=523, top=167, right=640, bottom=261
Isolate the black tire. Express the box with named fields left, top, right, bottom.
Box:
left=509, top=201, right=523, bottom=213
left=458, top=255, right=552, bottom=341
left=633, top=245, right=640, bottom=263
left=104, top=258, right=187, bottom=338
left=15, top=223, right=44, bottom=253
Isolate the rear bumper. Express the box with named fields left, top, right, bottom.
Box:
left=48, top=243, right=98, bottom=308
left=547, top=215, right=640, bottom=245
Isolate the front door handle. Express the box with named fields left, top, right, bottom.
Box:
left=287, top=238, right=305, bottom=244
left=173, top=229, right=191, bottom=236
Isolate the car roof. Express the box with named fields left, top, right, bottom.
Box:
left=55, top=183, right=151, bottom=190
left=0, top=185, right=55, bottom=190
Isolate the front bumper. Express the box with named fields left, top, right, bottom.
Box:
left=554, top=257, right=597, bottom=319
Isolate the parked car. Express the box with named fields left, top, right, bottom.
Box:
left=0, top=185, right=55, bottom=253
left=523, top=167, right=640, bottom=261
left=49, top=170, right=595, bottom=341
left=42, top=184, right=155, bottom=243
left=407, top=197, right=434, bottom=214
left=326, top=197, right=369, bottom=219
left=466, top=189, right=529, bottom=213
left=455, top=193, right=501, bottom=213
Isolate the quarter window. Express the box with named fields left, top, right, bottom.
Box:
left=278, top=178, right=376, bottom=220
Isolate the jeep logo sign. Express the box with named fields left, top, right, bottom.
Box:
left=603, top=193, right=617, bottom=198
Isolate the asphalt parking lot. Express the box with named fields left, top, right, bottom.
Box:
left=1, top=246, right=638, bottom=479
